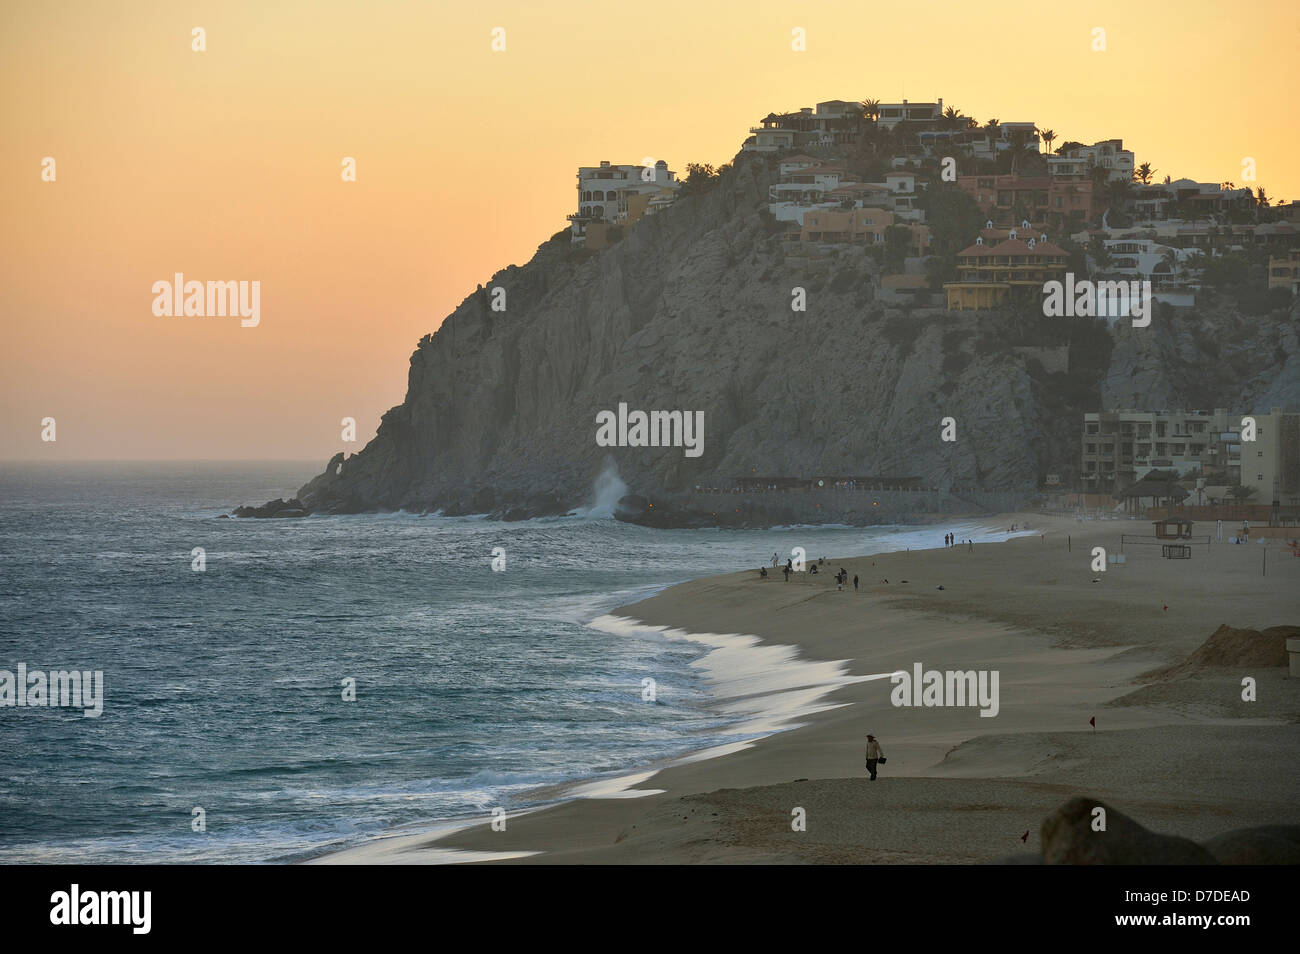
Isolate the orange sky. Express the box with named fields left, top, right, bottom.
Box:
left=3, top=0, right=1298, bottom=460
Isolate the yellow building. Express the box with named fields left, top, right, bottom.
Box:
left=944, top=234, right=1068, bottom=310
left=1267, top=248, right=1300, bottom=292
left=800, top=207, right=893, bottom=245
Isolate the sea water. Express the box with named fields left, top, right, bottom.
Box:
left=0, top=462, right=998, bottom=863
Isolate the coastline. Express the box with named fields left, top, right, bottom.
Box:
left=316, top=512, right=1300, bottom=864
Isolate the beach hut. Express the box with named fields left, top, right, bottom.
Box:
left=1118, top=471, right=1189, bottom=514
left=1152, top=517, right=1194, bottom=540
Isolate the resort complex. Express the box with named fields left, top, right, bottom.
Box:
left=567, top=96, right=1298, bottom=318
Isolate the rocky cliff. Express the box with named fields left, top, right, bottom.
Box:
left=266, top=153, right=1298, bottom=522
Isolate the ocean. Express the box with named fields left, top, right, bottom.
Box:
left=0, top=462, right=999, bottom=863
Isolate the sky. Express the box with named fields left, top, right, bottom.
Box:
left=3, top=0, right=1298, bottom=460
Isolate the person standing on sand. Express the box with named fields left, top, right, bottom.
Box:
left=865, top=734, right=884, bottom=780
left=772, top=552, right=779, bottom=568
left=853, top=574, right=859, bottom=591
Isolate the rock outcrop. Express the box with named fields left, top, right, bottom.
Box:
left=249, top=146, right=1298, bottom=522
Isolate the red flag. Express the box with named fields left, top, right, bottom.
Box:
left=1021, top=830, right=1029, bottom=843
left=1089, top=716, right=1096, bottom=728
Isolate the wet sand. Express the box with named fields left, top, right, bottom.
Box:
left=317, top=514, right=1300, bottom=864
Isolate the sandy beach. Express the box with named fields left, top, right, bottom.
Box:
left=318, top=513, right=1300, bottom=864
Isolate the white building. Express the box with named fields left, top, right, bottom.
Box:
left=569, top=160, right=679, bottom=243
left=875, top=98, right=944, bottom=130
left=1047, top=156, right=1089, bottom=178
left=1103, top=237, right=1203, bottom=284
left=1061, top=139, right=1135, bottom=183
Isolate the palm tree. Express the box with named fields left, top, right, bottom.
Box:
left=943, top=105, right=964, bottom=130
left=1005, top=129, right=1032, bottom=174
left=859, top=99, right=880, bottom=123
left=1135, top=162, right=1155, bottom=185
left=1039, top=128, right=1056, bottom=153
left=1227, top=484, right=1258, bottom=504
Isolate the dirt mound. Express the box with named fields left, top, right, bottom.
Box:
left=1148, top=624, right=1296, bottom=679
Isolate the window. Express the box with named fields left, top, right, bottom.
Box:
left=1258, top=474, right=1264, bottom=481
left=1258, top=451, right=1264, bottom=457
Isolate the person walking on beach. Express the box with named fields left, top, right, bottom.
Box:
left=783, top=564, right=790, bottom=583
left=865, top=734, right=884, bottom=780
left=853, top=574, right=859, bottom=591
left=772, top=552, right=779, bottom=568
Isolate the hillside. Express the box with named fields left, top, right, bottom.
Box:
left=254, top=151, right=1299, bottom=523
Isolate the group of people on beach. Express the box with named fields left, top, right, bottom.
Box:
left=944, top=532, right=973, bottom=551
left=759, top=556, right=861, bottom=591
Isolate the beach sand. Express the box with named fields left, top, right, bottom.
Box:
left=317, top=513, right=1300, bottom=864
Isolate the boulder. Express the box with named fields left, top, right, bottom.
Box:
left=1203, top=825, right=1300, bottom=865
left=1041, top=797, right=1218, bottom=865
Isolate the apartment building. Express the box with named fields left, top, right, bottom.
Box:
left=1242, top=408, right=1300, bottom=508
left=1268, top=248, right=1300, bottom=292
left=1080, top=409, right=1231, bottom=490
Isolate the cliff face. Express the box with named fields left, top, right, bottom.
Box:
left=291, top=156, right=1299, bottom=519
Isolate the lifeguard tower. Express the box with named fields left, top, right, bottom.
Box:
left=1153, top=517, right=1194, bottom=558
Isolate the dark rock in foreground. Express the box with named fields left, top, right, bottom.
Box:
left=1041, top=797, right=1218, bottom=864
left=1203, top=825, right=1300, bottom=864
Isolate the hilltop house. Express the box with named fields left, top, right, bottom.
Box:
left=943, top=229, right=1069, bottom=310
left=1055, top=139, right=1135, bottom=184
left=569, top=160, right=680, bottom=246
left=1102, top=238, right=1202, bottom=288
left=875, top=99, right=945, bottom=130
left=799, top=207, right=893, bottom=244
left=958, top=173, right=1103, bottom=226
left=743, top=101, right=865, bottom=152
